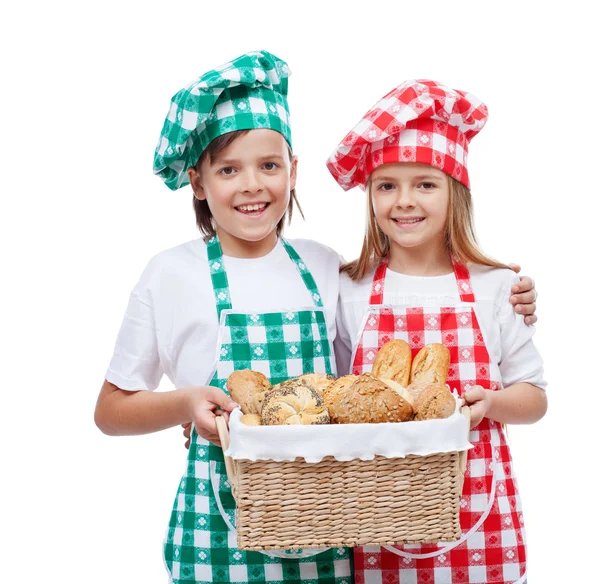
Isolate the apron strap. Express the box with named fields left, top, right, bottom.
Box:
left=452, top=258, right=476, bottom=302
left=206, top=236, right=233, bottom=320
left=368, top=258, right=388, bottom=305
left=281, top=238, right=325, bottom=307
left=367, top=256, right=476, bottom=305
left=206, top=235, right=327, bottom=319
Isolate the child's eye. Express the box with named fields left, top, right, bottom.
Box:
left=377, top=182, right=395, bottom=191
left=218, top=167, right=236, bottom=176
left=262, top=162, right=279, bottom=171
left=419, top=182, right=437, bottom=190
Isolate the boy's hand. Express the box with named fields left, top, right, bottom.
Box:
left=463, top=385, right=493, bottom=429
left=181, top=386, right=239, bottom=447
left=507, top=264, right=538, bottom=325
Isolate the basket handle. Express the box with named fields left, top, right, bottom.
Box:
left=459, top=405, right=471, bottom=474
left=215, top=414, right=236, bottom=486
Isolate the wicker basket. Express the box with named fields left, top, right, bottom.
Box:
left=215, top=406, right=470, bottom=551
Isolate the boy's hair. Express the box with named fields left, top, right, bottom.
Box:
left=341, top=175, right=509, bottom=281
left=192, top=130, right=303, bottom=238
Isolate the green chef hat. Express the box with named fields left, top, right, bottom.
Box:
left=153, top=50, right=292, bottom=191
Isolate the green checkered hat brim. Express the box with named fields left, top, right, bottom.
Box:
left=153, top=50, right=292, bottom=191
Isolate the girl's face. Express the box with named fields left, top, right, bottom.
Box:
left=191, top=129, right=297, bottom=256
left=370, top=162, right=449, bottom=254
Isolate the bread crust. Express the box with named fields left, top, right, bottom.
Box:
left=371, top=339, right=412, bottom=386
left=329, top=373, right=414, bottom=424
left=296, top=373, right=335, bottom=395
left=322, top=374, right=358, bottom=408
left=414, top=383, right=456, bottom=420
left=240, top=413, right=262, bottom=426
left=226, top=370, right=271, bottom=415
left=261, top=384, right=330, bottom=425
left=410, top=343, right=450, bottom=385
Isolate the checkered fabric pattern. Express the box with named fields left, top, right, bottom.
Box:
left=326, top=79, right=488, bottom=191
left=154, top=50, right=292, bottom=191
left=163, top=235, right=353, bottom=583
left=350, top=260, right=527, bottom=583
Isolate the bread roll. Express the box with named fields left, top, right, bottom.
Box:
left=296, top=373, right=335, bottom=395
left=380, top=379, right=415, bottom=409
left=410, top=343, right=450, bottom=385
left=251, top=390, right=269, bottom=415
left=261, top=384, right=330, bottom=425
left=240, top=414, right=262, bottom=426
left=226, top=370, right=271, bottom=415
left=322, top=374, right=357, bottom=407
left=372, top=339, right=412, bottom=386
left=329, top=373, right=414, bottom=424
left=406, top=381, right=431, bottom=401
left=414, top=383, right=456, bottom=420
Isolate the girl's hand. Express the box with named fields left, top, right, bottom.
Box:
left=463, top=385, right=493, bottom=429
left=507, top=264, right=538, bottom=325
left=182, top=422, right=192, bottom=449
left=181, top=386, right=239, bottom=447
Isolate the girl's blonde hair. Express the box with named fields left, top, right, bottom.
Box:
left=341, top=174, right=509, bottom=280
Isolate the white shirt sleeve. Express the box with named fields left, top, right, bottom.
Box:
left=497, top=272, right=547, bottom=390
left=105, top=257, right=164, bottom=391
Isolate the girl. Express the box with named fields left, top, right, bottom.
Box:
left=327, top=80, right=547, bottom=584
left=95, top=51, right=353, bottom=583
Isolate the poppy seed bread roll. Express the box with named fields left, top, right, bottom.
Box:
left=371, top=339, right=412, bottom=386
left=261, top=384, right=330, bottom=425
left=296, top=372, right=335, bottom=395
left=410, top=343, right=451, bottom=385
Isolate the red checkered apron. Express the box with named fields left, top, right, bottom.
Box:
left=351, top=259, right=527, bottom=584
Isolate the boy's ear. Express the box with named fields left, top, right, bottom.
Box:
left=290, top=156, right=298, bottom=191
left=188, top=166, right=206, bottom=201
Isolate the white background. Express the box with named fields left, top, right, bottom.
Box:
left=2, top=1, right=598, bottom=582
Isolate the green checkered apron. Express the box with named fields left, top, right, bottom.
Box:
left=163, top=236, right=353, bottom=584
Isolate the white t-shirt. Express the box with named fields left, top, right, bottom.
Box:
left=335, top=264, right=546, bottom=390
left=105, top=238, right=342, bottom=391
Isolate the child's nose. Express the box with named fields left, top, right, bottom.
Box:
left=394, top=187, right=415, bottom=207
left=242, top=168, right=263, bottom=193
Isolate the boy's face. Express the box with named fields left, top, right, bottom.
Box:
left=191, top=129, right=296, bottom=257
left=370, top=162, right=449, bottom=254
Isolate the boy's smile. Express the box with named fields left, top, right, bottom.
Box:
left=189, top=129, right=297, bottom=258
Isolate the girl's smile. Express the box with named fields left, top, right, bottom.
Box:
left=391, top=215, right=426, bottom=228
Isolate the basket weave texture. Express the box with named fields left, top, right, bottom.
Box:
left=217, top=408, right=470, bottom=551
left=233, top=452, right=463, bottom=551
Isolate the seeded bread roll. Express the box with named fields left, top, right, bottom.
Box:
left=261, top=384, right=330, bottom=425
left=380, top=379, right=415, bottom=410
left=410, top=343, right=451, bottom=385
left=226, top=370, right=271, bottom=415
left=296, top=373, right=335, bottom=395
left=329, top=373, right=414, bottom=424
left=240, top=413, right=262, bottom=426
left=414, top=383, right=457, bottom=420
left=322, top=374, right=358, bottom=407
left=371, top=339, right=412, bottom=386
